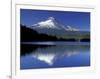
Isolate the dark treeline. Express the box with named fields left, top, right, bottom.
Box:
left=21, top=24, right=76, bottom=42
left=20, top=24, right=90, bottom=42
left=80, top=38, right=90, bottom=42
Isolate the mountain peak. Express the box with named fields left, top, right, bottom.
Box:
left=32, top=16, right=60, bottom=29
left=31, top=17, right=79, bottom=31
left=48, top=17, right=55, bottom=21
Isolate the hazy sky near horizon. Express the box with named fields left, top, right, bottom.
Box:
left=20, top=9, right=90, bottom=31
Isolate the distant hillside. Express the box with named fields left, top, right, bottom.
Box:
left=21, top=24, right=90, bottom=42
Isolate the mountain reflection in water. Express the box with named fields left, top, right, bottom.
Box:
left=20, top=42, right=90, bottom=69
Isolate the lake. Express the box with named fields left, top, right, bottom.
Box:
left=20, top=42, right=90, bottom=69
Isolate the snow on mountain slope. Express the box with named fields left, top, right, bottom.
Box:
left=67, top=26, right=79, bottom=31
left=29, top=17, right=81, bottom=38
left=32, top=17, right=61, bottom=29
left=31, top=17, right=79, bottom=31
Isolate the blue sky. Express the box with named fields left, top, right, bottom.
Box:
left=20, top=9, right=90, bottom=31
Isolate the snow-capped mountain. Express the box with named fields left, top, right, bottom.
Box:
left=31, top=17, right=79, bottom=31
left=32, top=17, right=60, bottom=29
left=29, top=17, right=80, bottom=38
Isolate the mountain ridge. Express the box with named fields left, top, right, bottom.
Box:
left=31, top=17, right=79, bottom=31
left=21, top=24, right=90, bottom=42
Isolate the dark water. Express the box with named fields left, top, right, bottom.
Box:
left=20, top=42, right=90, bottom=69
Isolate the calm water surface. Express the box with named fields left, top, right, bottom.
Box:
left=20, top=42, right=90, bottom=69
